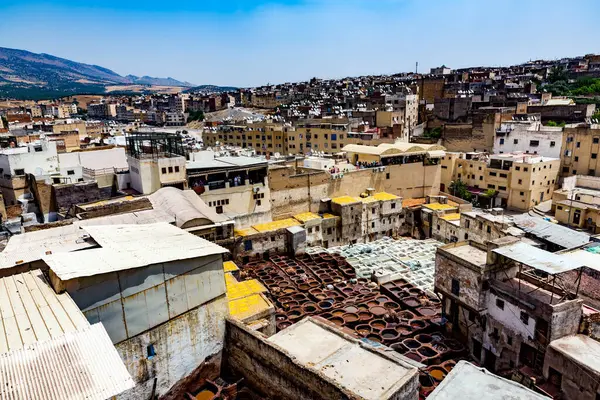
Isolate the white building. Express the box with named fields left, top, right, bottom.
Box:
left=494, top=119, right=563, bottom=158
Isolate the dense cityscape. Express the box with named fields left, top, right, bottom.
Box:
left=2, top=19, right=600, bottom=400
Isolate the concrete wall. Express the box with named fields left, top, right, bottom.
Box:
left=493, top=124, right=563, bottom=158
left=544, top=344, right=600, bottom=400
left=116, top=294, right=228, bottom=400
left=128, top=157, right=160, bottom=194
left=223, top=318, right=418, bottom=400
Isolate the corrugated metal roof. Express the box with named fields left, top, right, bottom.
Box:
left=512, top=214, right=590, bottom=249
left=493, top=242, right=583, bottom=274
left=0, top=269, right=90, bottom=353
left=44, top=223, right=228, bottom=280
left=0, top=323, right=134, bottom=400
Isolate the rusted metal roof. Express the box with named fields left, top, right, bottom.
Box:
left=0, top=323, right=134, bottom=400
left=493, top=242, right=583, bottom=275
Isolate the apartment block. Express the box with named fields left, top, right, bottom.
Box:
left=441, top=152, right=560, bottom=211
left=560, top=123, right=600, bottom=177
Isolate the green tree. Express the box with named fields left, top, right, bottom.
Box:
left=548, top=65, right=568, bottom=83
left=449, top=180, right=472, bottom=202
left=187, top=110, right=204, bottom=122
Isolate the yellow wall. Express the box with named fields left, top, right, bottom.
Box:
left=561, top=126, right=600, bottom=177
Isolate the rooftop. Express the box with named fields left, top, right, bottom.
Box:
left=251, top=218, right=301, bottom=233
left=0, top=269, right=90, bottom=353
left=43, top=223, right=228, bottom=281
left=0, top=323, right=134, bottom=400
left=440, top=213, right=461, bottom=221
left=443, top=242, right=488, bottom=267
left=402, top=198, right=426, bottom=208
left=423, top=203, right=457, bottom=211
left=331, top=195, right=361, bottom=205
left=512, top=214, right=590, bottom=249
left=427, top=361, right=549, bottom=400
left=549, top=334, right=600, bottom=375
left=268, top=318, right=418, bottom=400
left=493, top=242, right=583, bottom=275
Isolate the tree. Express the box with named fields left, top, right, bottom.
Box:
left=187, top=110, right=204, bottom=122
left=548, top=65, right=568, bottom=83
left=449, top=180, right=472, bottom=202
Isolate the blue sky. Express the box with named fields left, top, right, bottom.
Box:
left=1, top=0, right=599, bottom=87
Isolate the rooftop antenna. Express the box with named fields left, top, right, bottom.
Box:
left=415, top=61, right=418, bottom=74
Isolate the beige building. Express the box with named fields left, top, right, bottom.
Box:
left=52, top=120, right=87, bottom=142
left=203, top=119, right=397, bottom=156
left=553, top=175, right=600, bottom=233
left=441, top=152, right=560, bottom=211
left=560, top=123, right=600, bottom=178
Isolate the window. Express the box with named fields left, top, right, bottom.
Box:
left=327, top=227, right=332, bottom=235
left=562, top=167, right=569, bottom=173
left=14, top=168, right=25, bottom=176
left=593, top=154, right=598, bottom=159
left=507, top=336, right=513, bottom=345
left=575, top=156, right=579, bottom=162
left=168, top=166, right=174, bottom=173
left=498, top=186, right=507, bottom=191
left=520, top=311, right=529, bottom=325
left=515, top=166, right=520, bottom=171
left=557, top=205, right=563, bottom=210
left=67, top=170, right=75, bottom=175
left=464, top=233, right=469, bottom=240
left=487, top=184, right=495, bottom=189
left=567, top=136, right=573, bottom=143
left=594, top=137, right=600, bottom=144
left=487, top=225, right=492, bottom=233
left=518, top=179, right=522, bottom=184
left=500, top=173, right=507, bottom=178
left=372, top=208, right=376, bottom=214
left=451, top=279, right=460, bottom=296
left=514, top=139, right=518, bottom=145
left=161, top=167, right=167, bottom=174
left=573, top=170, right=577, bottom=175
left=479, top=221, right=483, bottom=230
left=465, top=220, right=470, bottom=228
left=468, top=310, right=476, bottom=322
left=270, top=236, right=275, bottom=242
left=524, top=167, right=528, bottom=172
left=590, top=170, right=596, bottom=175
left=175, top=166, right=180, bottom=173
left=529, top=140, right=539, bottom=147
left=499, top=138, right=504, bottom=145
left=479, top=176, right=483, bottom=181
left=489, top=172, right=497, bottom=176
left=577, top=142, right=581, bottom=148
left=550, top=141, right=556, bottom=147
left=386, top=172, right=390, bottom=179
left=520, top=191, right=525, bottom=196
left=216, top=205, right=223, bottom=214
left=496, top=299, right=505, bottom=310
left=437, top=224, right=440, bottom=231
left=391, top=203, right=396, bottom=209
left=371, top=222, right=375, bottom=228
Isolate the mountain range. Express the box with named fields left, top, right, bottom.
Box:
left=0, top=47, right=201, bottom=99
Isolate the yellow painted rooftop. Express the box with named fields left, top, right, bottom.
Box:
left=322, top=213, right=336, bottom=219
left=441, top=213, right=461, bottom=221
left=252, top=218, right=301, bottom=232
left=372, top=192, right=399, bottom=201
left=223, top=261, right=239, bottom=273
left=229, top=294, right=271, bottom=320
left=332, top=196, right=361, bottom=205
left=294, top=212, right=322, bottom=223
left=423, top=203, right=456, bottom=211
left=234, top=227, right=259, bottom=237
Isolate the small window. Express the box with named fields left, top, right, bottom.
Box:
left=308, top=227, right=313, bottom=233
left=168, top=166, right=173, bottom=173
left=496, top=299, right=505, bottom=310
left=391, top=203, right=396, bottom=209
left=244, top=240, right=253, bottom=251
left=67, top=170, right=75, bottom=175
left=468, top=310, right=476, bottom=322
left=518, top=179, right=522, bottom=184
left=507, top=335, right=513, bottom=345
left=562, top=167, right=569, bottom=173
left=161, top=167, right=167, bottom=174
left=550, top=141, right=556, bottom=147
left=524, top=167, right=528, bottom=172
left=557, top=205, right=563, bottom=210
left=327, top=227, right=332, bottom=235
left=515, top=166, right=520, bottom=171
left=594, top=137, right=600, bottom=144
left=386, top=172, right=390, bottom=179
left=513, top=139, right=518, bottom=145
left=175, top=166, right=180, bottom=172
left=14, top=169, right=25, bottom=175
left=520, top=311, right=529, bottom=325
left=464, top=233, right=468, bottom=240
left=577, top=142, right=581, bottom=148
left=270, top=236, right=275, bottom=242
left=575, top=156, right=579, bottom=162
left=520, top=191, right=525, bottom=196
left=487, top=225, right=492, bottom=233
left=451, top=279, right=460, bottom=296
left=371, top=222, right=375, bottom=228
left=593, top=154, right=598, bottom=159
left=499, top=138, right=505, bottom=145
left=216, top=205, right=223, bottom=214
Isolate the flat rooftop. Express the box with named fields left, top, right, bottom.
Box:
left=443, top=243, right=488, bottom=267
left=268, top=318, right=417, bottom=400
left=549, top=334, right=600, bottom=375
left=427, top=361, right=549, bottom=400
